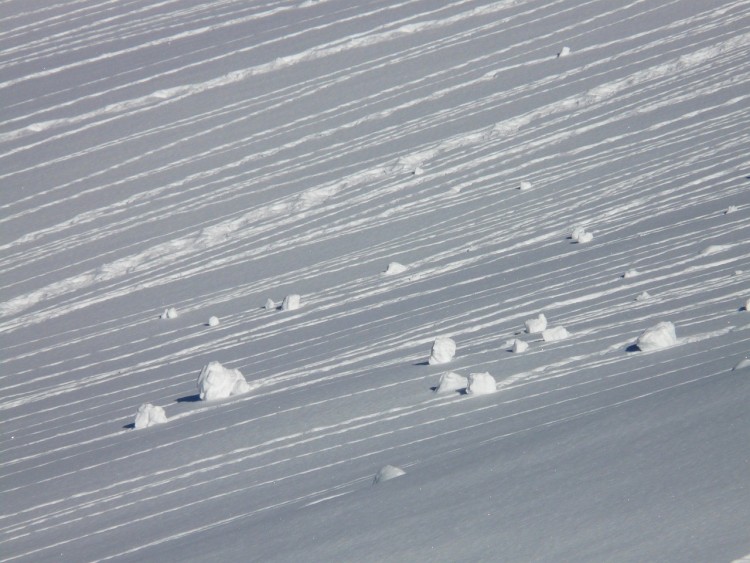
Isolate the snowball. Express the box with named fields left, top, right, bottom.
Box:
left=264, top=298, right=276, bottom=311
left=435, top=371, right=467, bottom=393
left=558, top=46, right=571, bottom=58
left=519, top=180, right=532, bottom=191
left=207, top=316, right=220, bottom=327
left=281, top=294, right=301, bottom=311
left=466, top=372, right=497, bottom=395
left=384, top=262, right=408, bottom=275
left=623, top=268, right=639, bottom=279
left=373, top=465, right=406, bottom=484
left=525, top=313, right=547, bottom=334
left=428, top=336, right=456, bottom=365
left=512, top=339, right=529, bottom=353
left=160, top=306, right=178, bottom=319
left=542, top=326, right=570, bottom=342
left=134, top=403, right=167, bottom=429
left=636, top=291, right=651, bottom=301
left=635, top=321, right=677, bottom=351
left=197, top=361, right=251, bottom=401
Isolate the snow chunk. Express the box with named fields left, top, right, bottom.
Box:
left=412, top=166, right=424, bottom=176
left=160, top=307, right=178, bottom=319
left=519, top=180, right=532, bottom=191
left=743, top=298, right=750, bottom=311
left=466, top=372, right=497, bottom=396
left=636, top=291, right=651, bottom=301
left=207, top=316, right=220, bottom=327
left=384, top=262, right=408, bottom=275
left=525, top=313, right=547, bottom=334
left=134, top=403, right=167, bottom=429
left=635, top=321, right=677, bottom=351
left=701, top=244, right=733, bottom=256
left=732, top=358, right=750, bottom=371
left=571, top=226, right=593, bottom=243
left=577, top=231, right=594, bottom=243
left=281, top=294, right=301, bottom=311
left=511, top=339, right=529, bottom=353
left=623, top=268, right=639, bottom=279
left=435, top=371, right=467, bottom=394
left=373, top=465, right=406, bottom=484
left=197, top=361, right=251, bottom=401
left=264, top=298, right=276, bottom=311
left=558, top=46, right=571, bottom=58
left=725, top=205, right=738, bottom=214
left=542, top=326, right=570, bottom=342
left=428, top=336, right=456, bottom=365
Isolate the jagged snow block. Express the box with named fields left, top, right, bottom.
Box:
left=636, top=321, right=677, bottom=351
left=525, top=313, right=547, bottom=334
left=542, top=326, right=570, bottom=342
left=519, top=180, right=532, bottom=191
left=384, top=262, right=408, bottom=275
left=413, top=166, right=424, bottom=176
left=429, top=336, right=456, bottom=365
left=281, top=294, right=301, bottom=311
left=576, top=231, right=594, bottom=243
left=466, top=372, right=497, bottom=395
left=264, top=298, right=276, bottom=311
left=373, top=465, right=406, bottom=484
left=558, top=46, right=571, bottom=58
left=636, top=291, right=651, bottom=301
left=512, top=339, right=529, bottom=353
left=435, top=371, right=467, bottom=394
left=197, top=361, right=251, bottom=401
left=160, top=307, right=178, bottom=319
left=623, top=268, right=639, bottom=279
left=134, top=403, right=167, bottom=429
left=207, top=316, right=220, bottom=327
left=571, top=226, right=586, bottom=241
left=744, top=298, right=750, bottom=311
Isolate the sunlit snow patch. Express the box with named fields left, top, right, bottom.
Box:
left=525, top=313, right=547, bottom=334
left=635, top=321, right=677, bottom=351
left=542, top=326, right=570, bottom=342
left=384, top=262, right=408, bottom=275
left=134, top=403, right=167, bottom=429
left=466, top=372, right=496, bottom=395
left=160, top=307, right=178, bottom=319
left=428, top=336, right=456, bottom=365
left=282, top=294, right=301, bottom=311
left=435, top=371, right=467, bottom=394
left=197, top=361, right=251, bottom=401
left=373, top=465, right=406, bottom=484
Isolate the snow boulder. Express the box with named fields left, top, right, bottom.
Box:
left=466, top=372, right=496, bottom=396
left=373, top=465, right=406, bottom=484
left=207, top=316, right=220, bottom=327
left=197, top=361, right=251, bottom=401
left=635, top=321, right=677, bottom=351
left=384, top=262, right=408, bottom=275
left=281, top=294, right=301, bottom=311
left=134, top=403, right=167, bottom=429
left=743, top=298, right=750, bottom=311
left=160, top=306, right=178, bottom=319
left=542, top=326, right=570, bottom=342
left=571, top=226, right=593, bottom=243
left=525, top=313, right=547, bottom=334
left=519, top=180, right=532, bottom=191
left=511, top=339, right=529, bottom=353
left=435, top=371, right=467, bottom=394
left=636, top=291, right=651, bottom=301
left=623, top=268, right=639, bottom=279
left=558, top=46, right=571, bottom=58
left=428, top=336, right=456, bottom=365
left=264, top=298, right=276, bottom=311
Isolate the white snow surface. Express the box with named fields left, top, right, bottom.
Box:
left=2, top=0, right=750, bottom=561
left=636, top=321, right=678, bottom=352
left=196, top=361, right=251, bottom=401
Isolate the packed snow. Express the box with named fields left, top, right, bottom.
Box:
left=428, top=336, right=457, bottom=365
left=542, top=326, right=571, bottom=342
left=2, top=0, right=749, bottom=561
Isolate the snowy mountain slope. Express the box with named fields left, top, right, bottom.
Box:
left=2, top=0, right=749, bottom=560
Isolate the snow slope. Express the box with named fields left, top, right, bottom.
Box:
left=2, top=0, right=750, bottom=561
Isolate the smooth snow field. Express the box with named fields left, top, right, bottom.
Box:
left=2, top=1, right=750, bottom=561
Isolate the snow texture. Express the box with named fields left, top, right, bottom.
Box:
left=525, top=313, right=548, bottom=334
left=133, top=403, right=167, bottom=429
left=282, top=294, right=301, bottom=311
left=542, top=326, right=570, bottom=342
left=466, top=372, right=497, bottom=395
left=428, top=336, right=456, bottom=365
left=373, top=465, right=406, bottom=484
left=160, top=307, right=178, bottom=319
left=636, top=321, right=678, bottom=351
left=435, top=371, right=468, bottom=394
left=196, top=361, right=251, bottom=401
